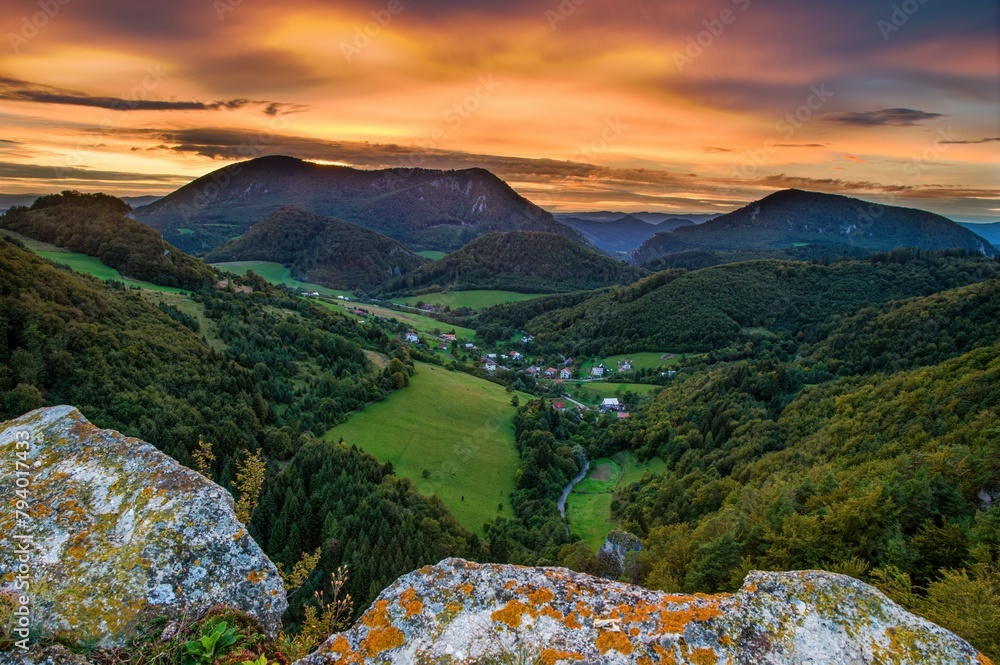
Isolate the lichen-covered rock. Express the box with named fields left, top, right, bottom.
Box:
left=296, top=558, right=990, bottom=665
left=0, top=406, right=287, bottom=647
left=0, top=645, right=89, bottom=664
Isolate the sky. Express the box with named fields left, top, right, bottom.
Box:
left=0, top=0, right=998, bottom=219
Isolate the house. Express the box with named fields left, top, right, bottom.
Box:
left=552, top=401, right=566, bottom=410
left=617, top=412, right=630, bottom=419
left=601, top=397, right=622, bottom=412
left=441, top=333, right=457, bottom=342
left=438, top=343, right=448, bottom=350
left=591, top=364, right=605, bottom=378
left=521, top=335, right=535, bottom=343
left=560, top=368, right=573, bottom=380
left=510, top=351, right=523, bottom=361
left=487, top=353, right=497, bottom=360
left=404, top=332, right=420, bottom=343
left=544, top=367, right=558, bottom=378
left=525, top=366, right=540, bottom=376
left=619, top=360, right=633, bottom=371
left=465, top=343, right=476, bottom=350
left=484, top=361, right=498, bottom=373
left=337, top=296, right=346, bottom=300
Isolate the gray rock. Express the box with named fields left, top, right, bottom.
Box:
left=296, top=558, right=987, bottom=665
left=0, top=406, right=287, bottom=648
left=0, top=645, right=89, bottom=664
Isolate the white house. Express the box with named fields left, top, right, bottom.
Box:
left=405, top=332, right=420, bottom=343
left=484, top=361, right=498, bottom=372
left=511, top=351, right=523, bottom=361
left=591, top=364, right=605, bottom=378
left=620, top=360, right=633, bottom=371
left=601, top=397, right=622, bottom=412
left=560, top=368, right=573, bottom=379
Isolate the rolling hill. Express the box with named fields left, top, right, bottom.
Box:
left=558, top=214, right=694, bottom=254
left=474, top=252, right=1000, bottom=356
left=959, top=221, right=1000, bottom=248
left=204, top=205, right=427, bottom=291
left=136, top=155, right=582, bottom=254
left=0, top=191, right=214, bottom=290
left=631, top=189, right=998, bottom=266
left=381, top=231, right=648, bottom=295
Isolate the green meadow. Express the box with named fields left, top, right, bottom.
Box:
left=211, top=261, right=351, bottom=297
left=394, top=290, right=547, bottom=310
left=323, top=301, right=477, bottom=339
left=416, top=250, right=448, bottom=260
left=323, top=362, right=526, bottom=534
left=566, top=452, right=666, bottom=549
left=568, top=382, right=662, bottom=403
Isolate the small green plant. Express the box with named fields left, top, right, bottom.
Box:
left=183, top=620, right=244, bottom=665
left=241, top=655, right=275, bottom=665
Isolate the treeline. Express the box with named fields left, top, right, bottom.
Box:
left=474, top=251, right=1000, bottom=357
left=382, top=231, right=647, bottom=295
left=1, top=191, right=214, bottom=290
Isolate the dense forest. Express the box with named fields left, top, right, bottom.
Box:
left=205, top=206, right=427, bottom=291
left=474, top=251, right=1000, bottom=356
left=0, top=234, right=475, bottom=625
left=382, top=231, right=647, bottom=295
left=0, top=191, right=215, bottom=290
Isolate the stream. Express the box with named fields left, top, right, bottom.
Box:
left=557, top=457, right=590, bottom=519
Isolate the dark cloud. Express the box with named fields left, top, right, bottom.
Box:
left=939, top=137, right=1000, bottom=144
left=775, top=143, right=827, bottom=148
left=0, top=161, right=184, bottom=183
left=821, top=108, right=945, bottom=126
left=701, top=147, right=733, bottom=153
left=0, top=77, right=300, bottom=114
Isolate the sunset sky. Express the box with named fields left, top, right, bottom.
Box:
left=1, top=0, right=998, bottom=219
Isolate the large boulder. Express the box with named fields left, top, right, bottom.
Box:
left=0, top=406, right=286, bottom=647
left=297, top=558, right=989, bottom=665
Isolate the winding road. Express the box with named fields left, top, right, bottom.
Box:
left=557, top=456, right=591, bottom=518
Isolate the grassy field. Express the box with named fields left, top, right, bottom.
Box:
left=323, top=301, right=477, bottom=339
left=416, top=250, right=448, bottom=260
left=211, top=261, right=351, bottom=297
left=582, top=352, right=694, bottom=374
left=566, top=452, right=666, bottom=549
left=394, top=290, right=547, bottom=310
left=567, top=382, right=661, bottom=403
left=323, top=362, right=526, bottom=534
left=138, top=290, right=226, bottom=351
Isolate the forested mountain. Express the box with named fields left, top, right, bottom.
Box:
left=381, top=231, right=648, bottom=295
left=205, top=206, right=427, bottom=291
left=473, top=251, right=1000, bottom=356
left=959, top=221, right=1000, bottom=248
left=0, top=234, right=476, bottom=621
left=631, top=189, right=997, bottom=265
left=558, top=214, right=694, bottom=254
left=136, top=156, right=582, bottom=253
left=0, top=191, right=214, bottom=290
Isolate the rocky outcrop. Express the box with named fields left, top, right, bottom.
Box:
left=0, top=406, right=286, bottom=647
left=297, top=558, right=989, bottom=665
left=597, top=530, right=642, bottom=578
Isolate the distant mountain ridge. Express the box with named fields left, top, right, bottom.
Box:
left=205, top=205, right=427, bottom=291
left=559, top=214, right=695, bottom=254
left=554, top=211, right=718, bottom=224
left=958, top=221, right=1000, bottom=248
left=382, top=231, right=648, bottom=295
left=632, top=189, right=997, bottom=265
left=136, top=156, right=582, bottom=254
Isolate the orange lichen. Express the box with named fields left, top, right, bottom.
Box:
left=562, top=613, right=582, bottom=629
left=504, top=580, right=518, bottom=590
left=458, top=582, right=474, bottom=595
left=359, top=625, right=405, bottom=655
left=399, top=588, right=424, bottom=617
left=658, top=601, right=723, bottom=635
left=246, top=570, right=266, bottom=583
left=492, top=599, right=530, bottom=629
left=574, top=601, right=594, bottom=618
left=690, top=647, right=718, bottom=665
left=446, top=602, right=463, bottom=614
left=528, top=587, right=555, bottom=605
left=978, top=654, right=995, bottom=665
left=538, top=648, right=585, bottom=664
left=637, top=658, right=654, bottom=665
left=362, top=600, right=392, bottom=629
left=595, top=630, right=633, bottom=655
left=654, top=643, right=679, bottom=664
